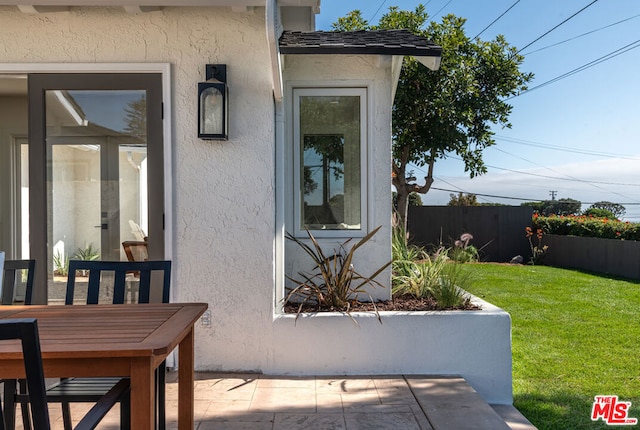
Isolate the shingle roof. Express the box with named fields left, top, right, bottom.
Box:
left=279, top=29, right=442, bottom=58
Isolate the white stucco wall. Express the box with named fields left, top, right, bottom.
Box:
left=0, top=6, right=276, bottom=370
left=282, top=54, right=394, bottom=303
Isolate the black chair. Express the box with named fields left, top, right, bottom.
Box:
left=0, top=318, right=130, bottom=430
left=1, top=260, right=36, bottom=430
left=1, top=260, right=35, bottom=305
left=53, top=260, right=171, bottom=430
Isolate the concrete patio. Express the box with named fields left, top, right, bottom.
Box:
left=13, top=372, right=536, bottom=429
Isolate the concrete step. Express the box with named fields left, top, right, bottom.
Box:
left=492, top=404, right=538, bottom=430
left=406, top=376, right=537, bottom=430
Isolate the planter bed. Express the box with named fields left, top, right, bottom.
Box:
left=270, top=295, right=512, bottom=405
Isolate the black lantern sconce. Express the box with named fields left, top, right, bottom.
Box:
left=198, top=64, right=228, bottom=140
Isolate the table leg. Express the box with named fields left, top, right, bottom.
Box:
left=178, top=327, right=195, bottom=430
left=130, top=358, right=155, bottom=429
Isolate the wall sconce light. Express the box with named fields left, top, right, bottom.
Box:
left=198, top=64, right=228, bottom=140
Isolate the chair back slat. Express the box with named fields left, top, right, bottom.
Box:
left=2, top=260, right=36, bottom=305
left=0, top=318, right=50, bottom=429
left=113, top=269, right=128, bottom=304
left=65, top=260, right=171, bottom=305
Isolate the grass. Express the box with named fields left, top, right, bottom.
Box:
left=463, top=264, right=640, bottom=430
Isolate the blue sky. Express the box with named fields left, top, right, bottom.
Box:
left=315, top=1, right=640, bottom=221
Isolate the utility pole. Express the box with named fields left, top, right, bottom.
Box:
left=549, top=190, right=557, bottom=200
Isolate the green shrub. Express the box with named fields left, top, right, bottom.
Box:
left=392, top=252, right=449, bottom=298
left=53, top=251, right=69, bottom=276
left=533, top=214, right=640, bottom=241
left=582, top=207, right=616, bottom=219
left=431, top=263, right=472, bottom=309
left=73, top=243, right=100, bottom=261
left=391, top=211, right=426, bottom=262
left=447, top=233, right=480, bottom=263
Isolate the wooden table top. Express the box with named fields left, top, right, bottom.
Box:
left=0, top=303, right=207, bottom=360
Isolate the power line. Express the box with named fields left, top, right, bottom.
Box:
left=516, top=0, right=600, bottom=54
left=368, top=0, right=387, bottom=23
left=432, top=0, right=454, bottom=19
left=484, top=163, right=640, bottom=187
left=514, top=38, right=640, bottom=97
left=494, top=135, right=640, bottom=160
left=523, top=12, right=640, bottom=55
left=445, top=155, right=640, bottom=187
left=429, top=185, right=640, bottom=205
left=490, top=147, right=640, bottom=203
left=474, top=0, right=522, bottom=39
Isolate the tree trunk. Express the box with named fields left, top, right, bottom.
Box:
left=392, top=151, right=436, bottom=239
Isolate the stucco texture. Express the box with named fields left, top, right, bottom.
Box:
left=0, top=6, right=276, bottom=371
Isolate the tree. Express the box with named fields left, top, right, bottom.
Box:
left=392, top=191, right=422, bottom=210
left=448, top=192, right=479, bottom=206
left=583, top=207, right=616, bottom=219
left=333, top=6, right=533, bottom=229
left=589, top=201, right=626, bottom=219
left=522, top=198, right=581, bottom=216
left=123, top=95, right=147, bottom=139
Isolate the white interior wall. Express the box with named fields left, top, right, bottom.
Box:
left=0, top=95, right=27, bottom=258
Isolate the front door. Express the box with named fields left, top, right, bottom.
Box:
left=28, top=73, right=164, bottom=303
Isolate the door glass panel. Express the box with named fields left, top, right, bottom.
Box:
left=46, top=90, right=147, bottom=303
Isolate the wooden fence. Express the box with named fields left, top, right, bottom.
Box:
left=542, top=234, right=640, bottom=280
left=407, top=206, right=533, bottom=263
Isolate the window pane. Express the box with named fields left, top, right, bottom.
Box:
left=299, top=95, right=361, bottom=230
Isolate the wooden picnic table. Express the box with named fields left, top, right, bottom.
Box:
left=0, top=302, right=207, bottom=429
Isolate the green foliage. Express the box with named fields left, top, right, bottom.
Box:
left=73, top=243, right=100, bottom=261
left=589, top=200, right=626, bottom=218
left=392, top=252, right=449, bottom=299
left=391, top=213, right=426, bottom=262
left=582, top=207, right=615, bottom=219
left=521, top=198, right=581, bottom=216
left=448, top=232, right=479, bottom=263
left=53, top=251, right=69, bottom=276
left=448, top=245, right=479, bottom=263
left=464, top=264, right=640, bottom=430
left=332, top=6, right=533, bottom=230
left=331, top=9, right=368, bottom=31
left=431, top=262, right=472, bottom=309
left=391, top=213, right=428, bottom=292
left=285, top=226, right=391, bottom=318
left=392, top=255, right=471, bottom=310
left=392, top=191, right=422, bottom=209
left=447, top=192, right=479, bottom=206
left=72, top=243, right=100, bottom=277
left=533, top=214, right=640, bottom=241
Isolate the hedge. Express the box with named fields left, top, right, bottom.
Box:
left=532, top=214, right=640, bottom=241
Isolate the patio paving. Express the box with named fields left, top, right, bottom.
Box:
left=11, top=373, right=536, bottom=429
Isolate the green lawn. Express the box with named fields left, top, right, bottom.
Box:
left=463, top=264, right=640, bottom=430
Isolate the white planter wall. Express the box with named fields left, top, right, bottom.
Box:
left=271, top=296, right=513, bottom=405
